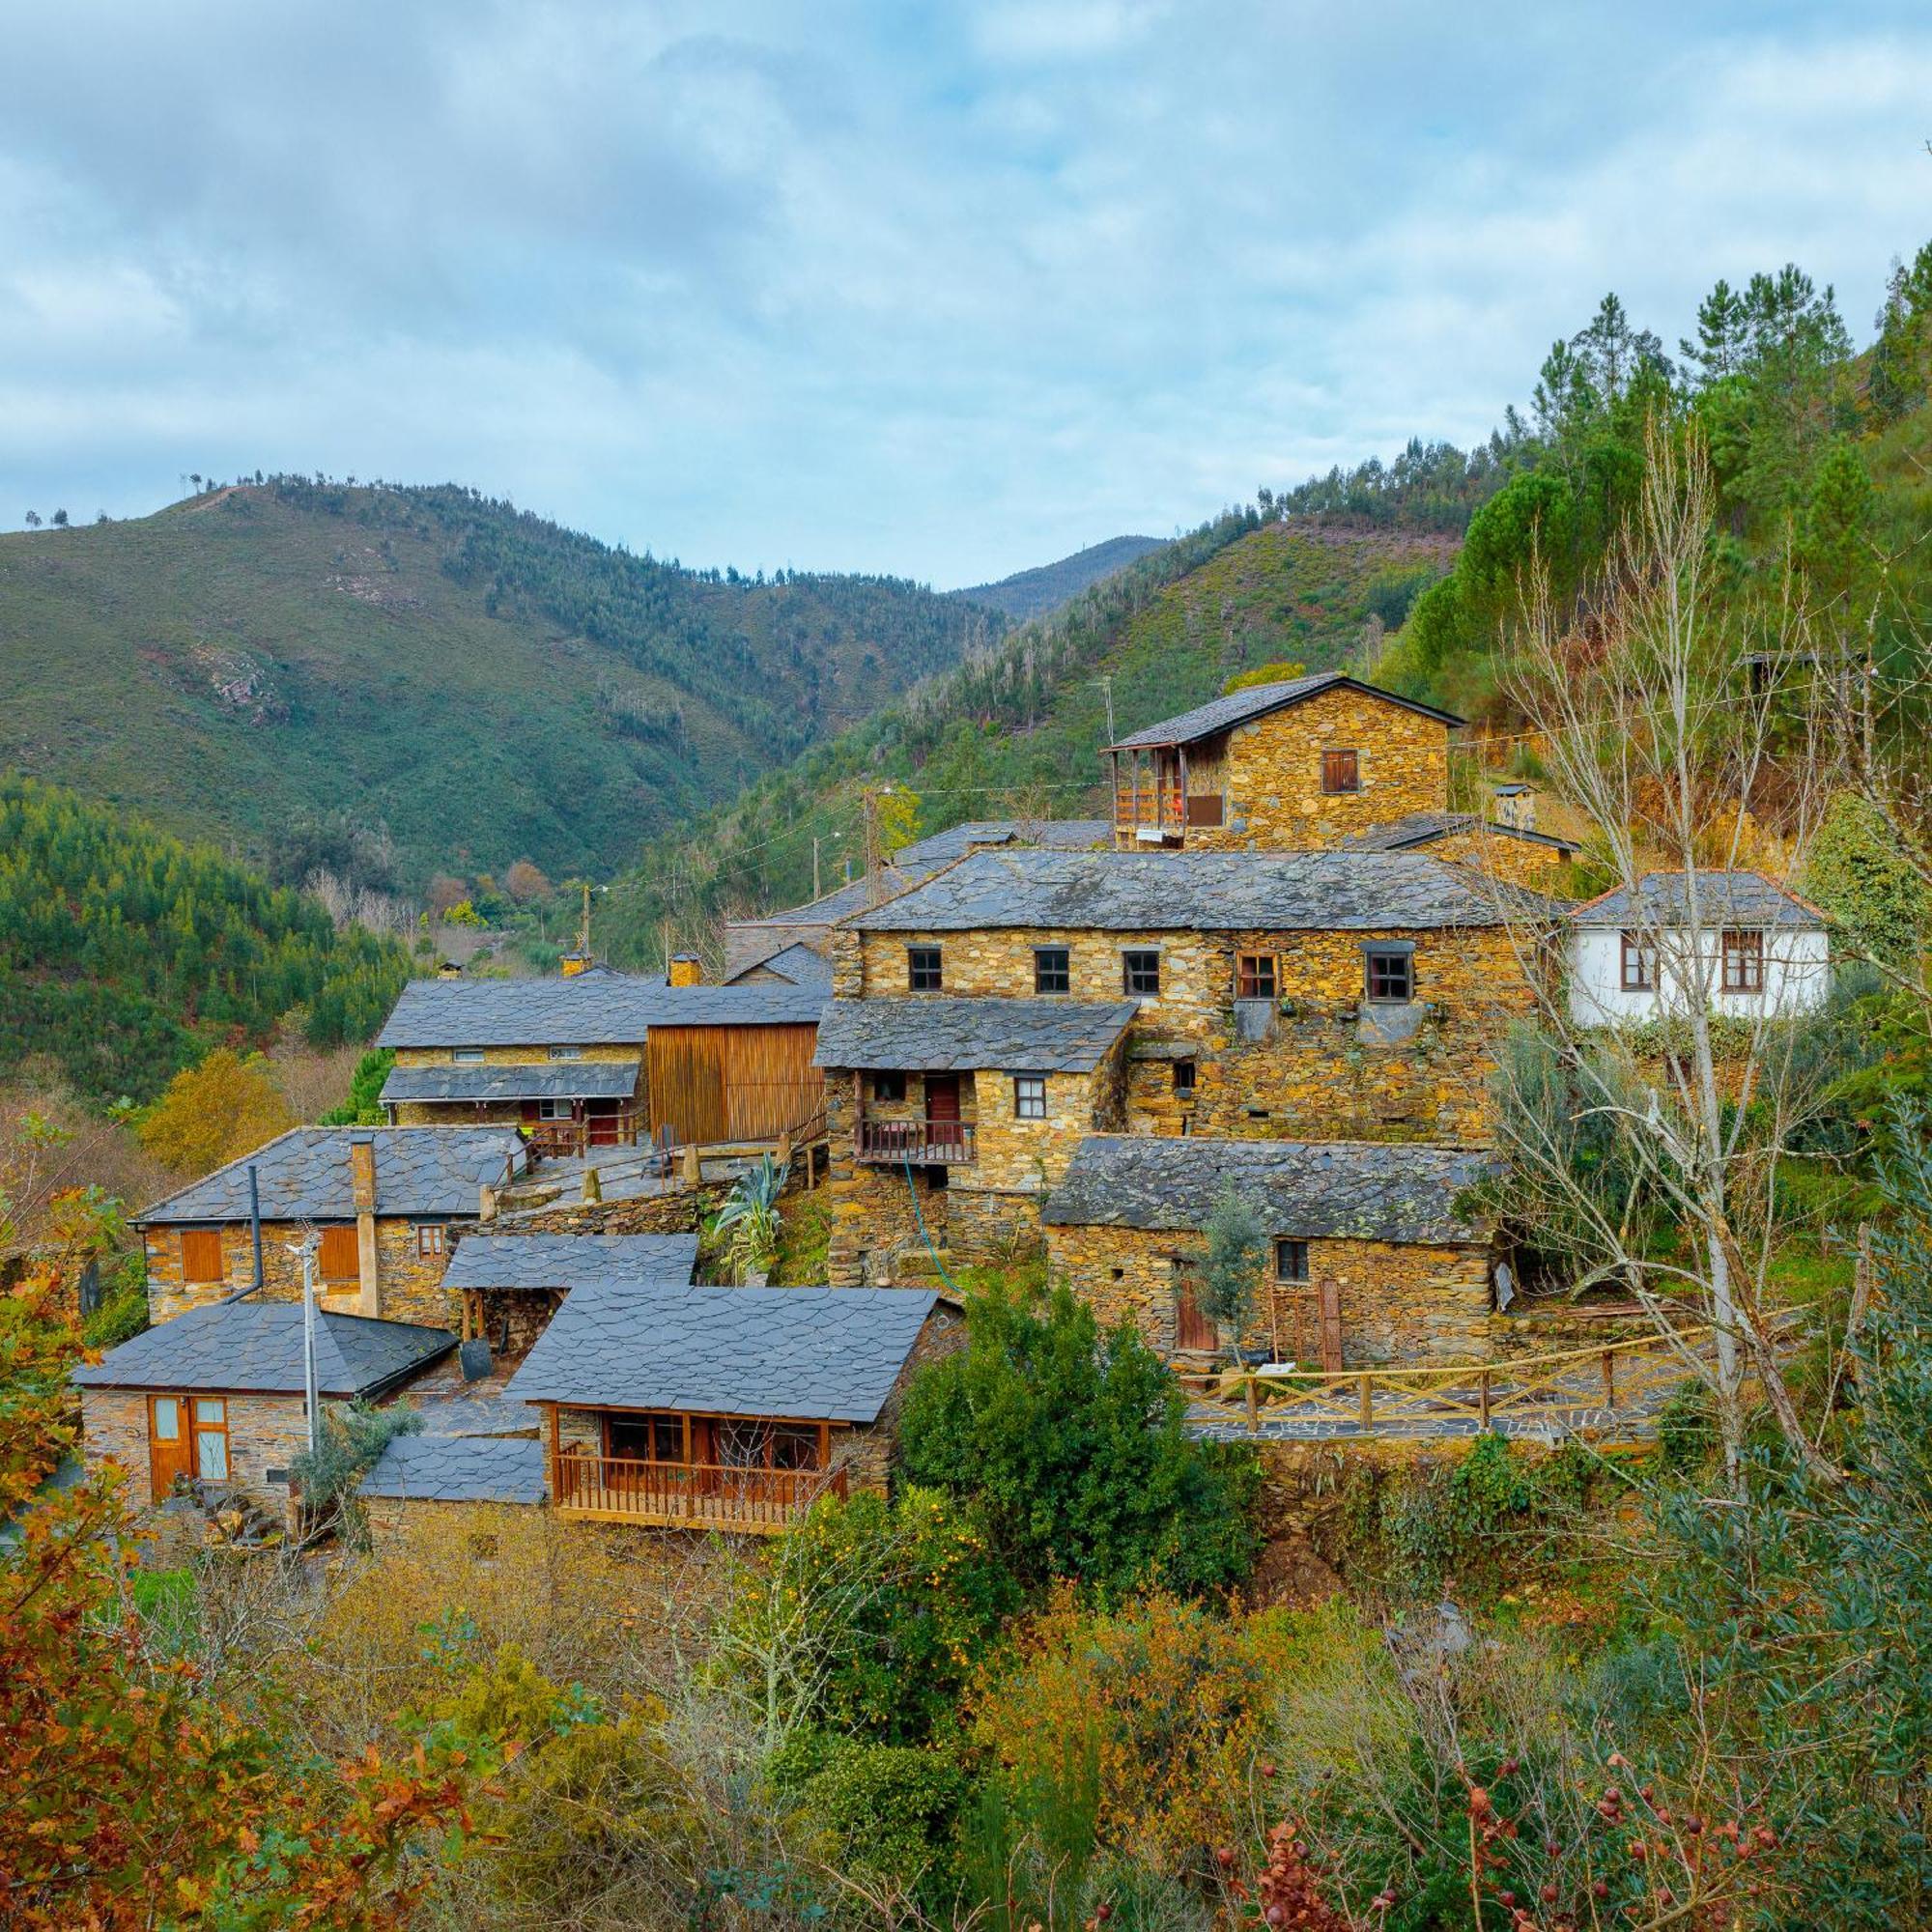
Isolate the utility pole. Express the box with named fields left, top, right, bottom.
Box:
left=294, top=1234, right=322, bottom=1458
left=578, top=880, right=593, bottom=958
left=812, top=835, right=821, bottom=903
left=1095, top=674, right=1116, bottom=745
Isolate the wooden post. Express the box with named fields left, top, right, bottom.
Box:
left=1245, top=1375, right=1259, bottom=1435
left=545, top=1404, right=560, bottom=1501
left=1478, top=1370, right=1491, bottom=1430
left=683, top=1142, right=701, bottom=1188
left=1358, top=1374, right=1373, bottom=1428
left=1178, top=744, right=1189, bottom=835
left=1601, top=1348, right=1616, bottom=1408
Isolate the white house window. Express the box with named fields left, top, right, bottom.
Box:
left=1721, top=929, right=1764, bottom=993
left=1619, top=933, right=1656, bottom=991
left=1013, top=1074, right=1047, bottom=1121
left=549, top=1044, right=584, bottom=1062
left=452, top=1046, right=485, bottom=1064
left=415, top=1222, right=448, bottom=1259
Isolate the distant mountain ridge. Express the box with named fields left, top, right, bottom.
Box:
left=0, top=478, right=1001, bottom=888
left=958, top=534, right=1166, bottom=622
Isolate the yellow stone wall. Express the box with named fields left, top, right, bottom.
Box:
left=1045, top=1221, right=1494, bottom=1367
left=84, top=1386, right=326, bottom=1513
left=391, top=1044, right=643, bottom=1067
left=1423, top=829, right=1571, bottom=888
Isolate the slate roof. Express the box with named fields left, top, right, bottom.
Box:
left=847, top=848, right=1546, bottom=934
left=137, top=1126, right=526, bottom=1226
left=377, top=974, right=825, bottom=1048
left=504, top=1283, right=941, bottom=1422
left=814, top=996, right=1140, bottom=1072
left=890, top=819, right=1112, bottom=867
left=729, top=876, right=890, bottom=932
left=724, top=941, right=834, bottom=988
left=73, top=1300, right=455, bottom=1397
left=1042, top=1135, right=1497, bottom=1245
left=441, top=1233, right=699, bottom=1293
left=1107, top=672, right=1463, bottom=750
left=358, top=1433, right=548, bottom=1504
left=1336, top=811, right=1581, bottom=857
left=380, top=1063, right=641, bottom=1106
left=1569, top=871, right=1826, bottom=929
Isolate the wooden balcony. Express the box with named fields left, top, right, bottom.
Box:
left=554, top=1451, right=846, bottom=1532
left=854, top=1117, right=978, bottom=1165
left=1111, top=792, right=1223, bottom=836
left=527, top=1109, right=644, bottom=1158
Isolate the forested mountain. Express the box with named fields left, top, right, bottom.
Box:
left=0, top=479, right=1001, bottom=889
left=958, top=534, right=1167, bottom=622
left=603, top=511, right=1455, bottom=964
left=0, top=775, right=408, bottom=1104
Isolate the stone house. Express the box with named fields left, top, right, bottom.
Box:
left=74, top=1298, right=454, bottom=1512
left=724, top=941, right=835, bottom=988
left=502, top=1281, right=960, bottom=1532
left=1337, top=810, right=1580, bottom=885
left=813, top=994, right=1140, bottom=1283
left=441, top=1231, right=698, bottom=1358
left=832, top=848, right=1548, bottom=1149
left=358, top=1434, right=550, bottom=1546
left=137, top=1125, right=527, bottom=1326
left=377, top=970, right=827, bottom=1152
left=1567, top=871, right=1833, bottom=1027
left=1104, top=672, right=1463, bottom=851
left=1043, top=1134, right=1501, bottom=1369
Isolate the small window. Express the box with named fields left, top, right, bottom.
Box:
left=192, top=1398, right=229, bottom=1482
left=1274, top=1238, right=1310, bottom=1283
left=1321, top=749, right=1361, bottom=794
left=1236, top=952, right=1277, bottom=1000
left=452, top=1046, right=485, bottom=1065
left=180, top=1228, right=225, bottom=1285
left=317, top=1224, right=360, bottom=1282
left=548, top=1044, right=583, bottom=1062
left=1620, top=932, right=1655, bottom=991
left=1122, top=949, right=1161, bottom=996
left=873, top=1071, right=906, bottom=1103
left=1721, top=929, right=1764, bottom=993
left=1364, top=948, right=1413, bottom=1003
left=907, top=945, right=943, bottom=992
left=1034, top=946, right=1071, bottom=995
left=1013, top=1074, right=1047, bottom=1121
left=1173, top=1059, right=1196, bottom=1096
left=415, top=1222, right=447, bottom=1259
left=535, top=1097, right=576, bottom=1122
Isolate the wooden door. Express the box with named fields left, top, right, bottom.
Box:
left=1174, top=1269, right=1217, bottom=1352
left=1317, top=1277, right=1344, bottom=1373
left=649, top=1030, right=728, bottom=1147
left=585, top=1100, right=621, bottom=1147
left=148, top=1394, right=194, bottom=1502
left=923, top=1073, right=962, bottom=1151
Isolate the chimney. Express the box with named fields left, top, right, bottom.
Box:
left=349, top=1132, right=381, bottom=1318
left=668, top=953, right=703, bottom=987
left=560, top=952, right=591, bottom=978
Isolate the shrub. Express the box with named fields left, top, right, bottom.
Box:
left=899, top=1285, right=1262, bottom=1600
left=319, top=1046, right=394, bottom=1125
left=802, top=1739, right=964, bottom=1900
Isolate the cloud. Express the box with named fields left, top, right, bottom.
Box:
left=1, top=3, right=1928, bottom=581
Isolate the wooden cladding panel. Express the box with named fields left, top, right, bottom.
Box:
left=318, top=1224, right=360, bottom=1283
left=646, top=1024, right=824, bottom=1148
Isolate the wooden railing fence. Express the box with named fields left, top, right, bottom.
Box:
left=554, top=1451, right=847, bottom=1530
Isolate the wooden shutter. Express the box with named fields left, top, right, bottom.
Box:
left=318, top=1225, right=360, bottom=1282
left=180, top=1229, right=225, bottom=1284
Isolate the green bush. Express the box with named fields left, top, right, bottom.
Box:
left=803, top=1739, right=964, bottom=1899
left=898, top=1284, right=1261, bottom=1601
left=319, top=1046, right=395, bottom=1125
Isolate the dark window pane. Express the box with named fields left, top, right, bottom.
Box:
left=1274, top=1238, right=1309, bottom=1283
left=1236, top=952, right=1277, bottom=1000
left=1034, top=947, right=1070, bottom=995
left=907, top=946, right=943, bottom=991
left=1122, top=949, right=1161, bottom=995
left=1173, top=1059, right=1196, bottom=1094
left=1365, top=950, right=1412, bottom=1001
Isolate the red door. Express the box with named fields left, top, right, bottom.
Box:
left=923, top=1074, right=962, bottom=1152
left=148, top=1394, right=194, bottom=1502
left=1318, top=1278, right=1344, bottom=1373
left=586, top=1100, right=621, bottom=1147
left=1174, top=1270, right=1217, bottom=1352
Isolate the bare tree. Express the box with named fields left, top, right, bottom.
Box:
left=1483, top=424, right=1841, bottom=1484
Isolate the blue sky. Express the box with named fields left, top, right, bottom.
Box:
left=2, top=2, right=1928, bottom=584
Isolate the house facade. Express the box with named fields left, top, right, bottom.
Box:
left=136, top=1126, right=526, bottom=1325
left=1105, top=673, right=1463, bottom=851
left=1567, top=871, right=1832, bottom=1027
left=1043, top=1135, right=1499, bottom=1369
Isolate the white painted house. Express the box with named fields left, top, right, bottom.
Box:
left=1567, top=871, right=1832, bottom=1027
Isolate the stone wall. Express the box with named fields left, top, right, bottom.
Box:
left=851, top=923, right=1528, bottom=1144
left=145, top=1215, right=464, bottom=1324
left=1187, top=688, right=1450, bottom=852
left=1424, top=828, right=1572, bottom=888
left=500, top=1183, right=722, bottom=1238
left=832, top=1303, right=965, bottom=1492
left=363, top=1494, right=543, bottom=1548
left=1046, top=1221, right=1494, bottom=1367
left=82, top=1386, right=317, bottom=1512
left=391, top=1044, right=644, bottom=1068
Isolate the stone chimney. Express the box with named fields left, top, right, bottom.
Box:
left=560, top=952, right=592, bottom=978
left=668, top=953, right=703, bottom=987
left=349, top=1132, right=381, bottom=1318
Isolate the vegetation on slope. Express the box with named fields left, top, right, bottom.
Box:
left=957, top=533, right=1166, bottom=623
left=0, top=476, right=1001, bottom=888
left=0, top=775, right=407, bottom=1104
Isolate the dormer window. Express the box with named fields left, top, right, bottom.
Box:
left=452, top=1047, right=484, bottom=1065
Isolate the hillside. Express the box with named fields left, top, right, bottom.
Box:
left=603, top=514, right=1456, bottom=965
left=0, top=775, right=408, bottom=1105
left=958, top=534, right=1167, bottom=622
left=0, top=479, right=1000, bottom=889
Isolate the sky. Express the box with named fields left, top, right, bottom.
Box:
left=2, top=2, right=1929, bottom=587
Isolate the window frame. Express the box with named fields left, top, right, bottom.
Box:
left=1012, top=1073, right=1048, bottom=1121
left=906, top=945, right=944, bottom=992
left=548, top=1044, right=584, bottom=1062
left=1721, top=927, right=1765, bottom=993
left=1274, top=1237, right=1310, bottom=1284
left=414, top=1221, right=448, bottom=1260
left=1033, top=945, right=1071, bottom=996
left=451, top=1046, right=485, bottom=1065
left=179, top=1227, right=225, bottom=1285
left=1619, top=931, right=1656, bottom=992
left=1236, top=952, right=1278, bottom=1001
left=192, top=1397, right=230, bottom=1482
left=1321, top=748, right=1361, bottom=795
left=535, top=1096, right=576, bottom=1122
left=1172, top=1058, right=1197, bottom=1097
left=871, top=1070, right=906, bottom=1104
left=604, top=1411, right=689, bottom=1465
left=1122, top=948, right=1162, bottom=997
left=1363, top=946, right=1414, bottom=1004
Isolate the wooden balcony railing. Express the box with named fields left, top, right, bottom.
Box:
left=1112, top=792, right=1223, bottom=833
left=554, top=1451, right=846, bottom=1531
left=527, top=1110, right=644, bottom=1158
left=854, top=1117, right=978, bottom=1164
